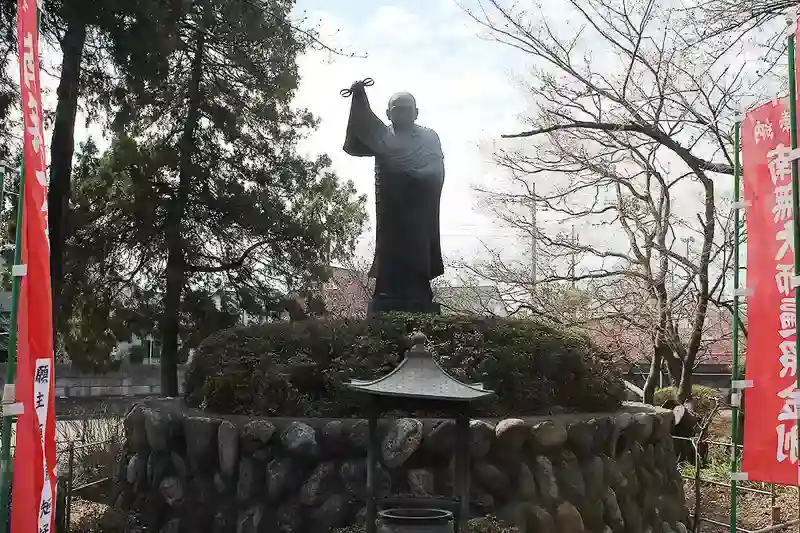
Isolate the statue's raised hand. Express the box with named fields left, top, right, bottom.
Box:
left=340, top=78, right=374, bottom=97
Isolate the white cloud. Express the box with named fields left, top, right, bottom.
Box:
left=292, top=2, right=530, bottom=264
left=11, top=1, right=530, bottom=273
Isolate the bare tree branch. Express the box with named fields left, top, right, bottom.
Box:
left=456, top=0, right=741, bottom=404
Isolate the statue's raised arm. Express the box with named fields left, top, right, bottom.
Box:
left=342, top=79, right=390, bottom=157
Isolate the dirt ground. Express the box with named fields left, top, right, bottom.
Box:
left=683, top=479, right=799, bottom=532
left=682, top=413, right=800, bottom=533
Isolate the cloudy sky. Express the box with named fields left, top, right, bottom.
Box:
left=289, top=0, right=535, bottom=266
left=286, top=0, right=755, bottom=278
left=36, top=0, right=778, bottom=283
left=34, top=0, right=539, bottom=275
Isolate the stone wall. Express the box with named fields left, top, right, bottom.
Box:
left=117, top=400, right=688, bottom=533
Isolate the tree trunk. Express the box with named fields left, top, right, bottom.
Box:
left=677, top=359, right=694, bottom=404
left=643, top=343, right=661, bottom=405
left=644, top=285, right=671, bottom=405
left=48, top=16, right=86, bottom=342
left=678, top=180, right=716, bottom=404
left=160, top=250, right=183, bottom=396
left=159, top=22, right=205, bottom=397
left=662, top=349, right=683, bottom=385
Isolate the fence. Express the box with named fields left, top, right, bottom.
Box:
left=677, top=407, right=800, bottom=533
left=5, top=417, right=124, bottom=533
left=56, top=438, right=121, bottom=533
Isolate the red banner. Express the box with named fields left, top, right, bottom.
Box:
left=741, top=98, right=800, bottom=485
left=11, top=0, right=57, bottom=531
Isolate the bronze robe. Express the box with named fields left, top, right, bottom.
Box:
left=343, top=90, right=445, bottom=296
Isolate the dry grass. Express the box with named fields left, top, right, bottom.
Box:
left=69, top=501, right=129, bottom=533
left=681, top=412, right=800, bottom=532
left=55, top=411, right=126, bottom=510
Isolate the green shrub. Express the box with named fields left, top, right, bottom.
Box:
left=185, top=314, right=626, bottom=417
left=654, top=385, right=719, bottom=417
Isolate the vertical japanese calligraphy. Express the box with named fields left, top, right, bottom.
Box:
left=741, top=98, right=800, bottom=485
left=11, top=0, right=56, bottom=532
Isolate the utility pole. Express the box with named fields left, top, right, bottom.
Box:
left=570, top=225, right=577, bottom=290
left=530, top=182, right=537, bottom=287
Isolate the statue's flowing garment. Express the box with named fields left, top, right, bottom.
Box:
left=343, top=90, right=445, bottom=291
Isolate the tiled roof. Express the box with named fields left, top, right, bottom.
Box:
left=318, top=268, right=508, bottom=318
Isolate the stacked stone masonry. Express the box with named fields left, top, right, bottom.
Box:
left=117, top=401, right=688, bottom=533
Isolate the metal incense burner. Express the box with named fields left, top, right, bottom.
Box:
left=346, top=332, right=495, bottom=533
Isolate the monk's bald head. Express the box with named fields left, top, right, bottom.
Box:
left=388, top=92, right=416, bottom=109
left=386, top=91, right=418, bottom=130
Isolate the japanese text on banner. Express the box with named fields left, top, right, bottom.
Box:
left=10, top=0, right=57, bottom=532
left=741, top=97, right=800, bottom=485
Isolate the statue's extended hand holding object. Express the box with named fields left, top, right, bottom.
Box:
left=340, top=78, right=374, bottom=98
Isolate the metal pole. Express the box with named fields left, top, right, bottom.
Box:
left=366, top=409, right=377, bottom=533
left=694, top=438, right=703, bottom=533
left=788, top=14, right=800, bottom=519
left=0, top=166, right=6, bottom=221
left=730, top=119, right=742, bottom=533
left=456, top=414, right=469, bottom=533
left=530, top=182, right=537, bottom=289
left=770, top=483, right=778, bottom=526
left=65, top=441, right=74, bottom=532
left=570, top=225, right=576, bottom=290
left=0, top=161, right=25, bottom=533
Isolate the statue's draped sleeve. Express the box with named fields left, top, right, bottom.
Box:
left=343, top=90, right=388, bottom=157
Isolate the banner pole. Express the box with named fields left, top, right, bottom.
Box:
left=0, top=161, right=26, bottom=533
left=788, top=15, right=800, bottom=493
left=730, top=119, right=742, bottom=533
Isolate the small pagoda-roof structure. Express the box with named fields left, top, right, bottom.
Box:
left=346, top=332, right=494, bottom=402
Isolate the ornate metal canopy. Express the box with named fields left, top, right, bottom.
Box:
left=346, top=332, right=495, bottom=403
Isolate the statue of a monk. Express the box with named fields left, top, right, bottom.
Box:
left=342, top=80, right=444, bottom=314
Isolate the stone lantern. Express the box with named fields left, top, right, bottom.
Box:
left=346, top=332, right=495, bottom=533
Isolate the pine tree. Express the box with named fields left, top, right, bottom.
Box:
left=67, top=0, right=366, bottom=389
left=43, top=0, right=177, bottom=340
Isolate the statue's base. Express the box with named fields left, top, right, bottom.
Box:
left=367, top=295, right=441, bottom=315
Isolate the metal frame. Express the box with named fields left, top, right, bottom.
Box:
left=0, top=161, right=25, bottom=533
left=677, top=421, right=800, bottom=532
left=363, top=400, right=472, bottom=533
left=3, top=434, right=120, bottom=533
left=723, top=14, right=800, bottom=529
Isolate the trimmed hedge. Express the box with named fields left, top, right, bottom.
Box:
left=184, top=314, right=626, bottom=417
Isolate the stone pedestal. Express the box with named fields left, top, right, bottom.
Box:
left=368, top=295, right=441, bottom=315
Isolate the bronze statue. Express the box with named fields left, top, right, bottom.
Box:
left=342, top=79, right=444, bottom=314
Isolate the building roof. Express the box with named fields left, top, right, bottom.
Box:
left=318, top=266, right=508, bottom=318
